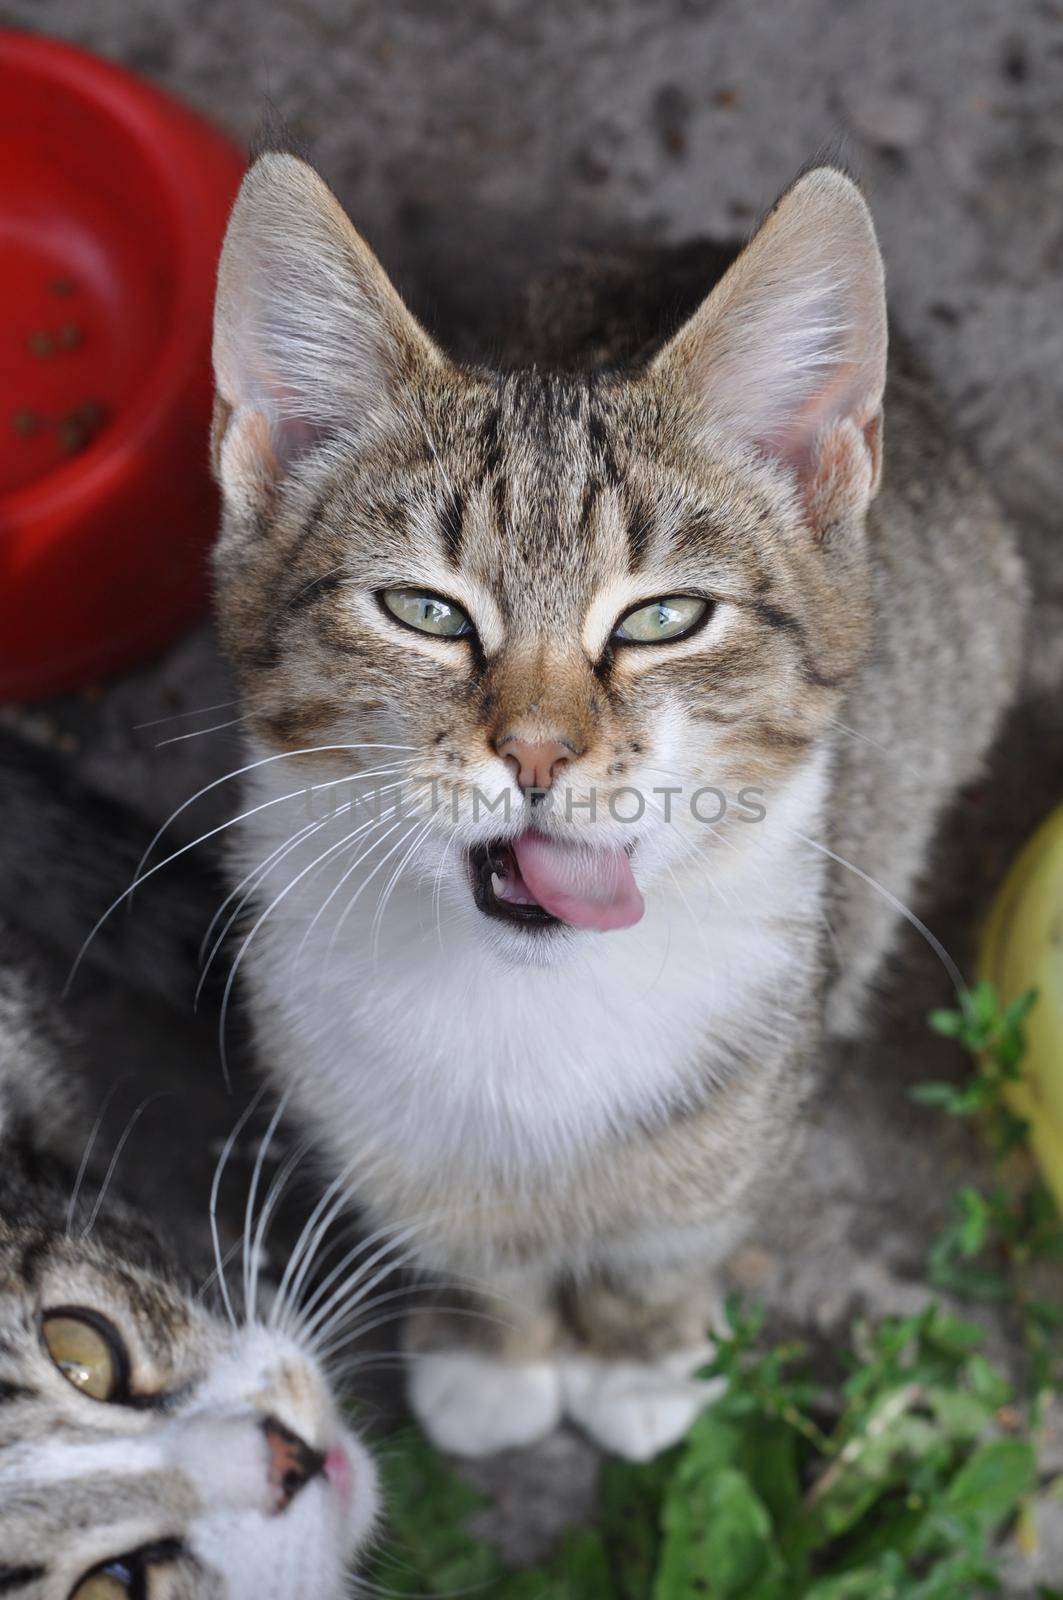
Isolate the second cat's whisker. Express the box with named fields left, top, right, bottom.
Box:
left=247, top=1138, right=311, bottom=1322
left=80, top=1092, right=169, bottom=1242
left=208, top=1087, right=269, bottom=1331
left=241, top=1094, right=291, bottom=1322
left=267, top=1153, right=369, bottom=1333
left=66, top=1075, right=129, bottom=1237
left=296, top=1219, right=428, bottom=1344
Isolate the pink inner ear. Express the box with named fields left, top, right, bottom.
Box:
left=272, top=412, right=324, bottom=472
left=253, top=369, right=328, bottom=473
left=758, top=355, right=868, bottom=475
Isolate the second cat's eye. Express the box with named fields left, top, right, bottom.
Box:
left=69, top=1563, right=133, bottom=1600
left=381, top=588, right=473, bottom=639
left=42, top=1308, right=126, bottom=1403
left=70, top=1544, right=182, bottom=1600
left=612, top=595, right=711, bottom=645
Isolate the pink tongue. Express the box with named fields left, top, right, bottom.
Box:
left=510, top=832, right=644, bottom=932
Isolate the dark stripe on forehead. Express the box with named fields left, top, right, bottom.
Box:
left=0, top=1571, right=45, bottom=1594
left=586, top=387, right=621, bottom=487
left=491, top=473, right=508, bottom=536
left=439, top=487, right=465, bottom=566
left=625, top=492, right=655, bottom=571
left=19, top=1240, right=48, bottom=1288
left=578, top=477, right=600, bottom=535
left=480, top=400, right=503, bottom=476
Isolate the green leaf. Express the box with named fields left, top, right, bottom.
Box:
left=922, top=1308, right=987, bottom=1358
left=928, top=1247, right=1013, bottom=1302
left=1001, top=987, right=1039, bottom=1031
left=963, top=1353, right=1011, bottom=1410
left=803, top=1561, right=907, bottom=1600
left=954, top=1188, right=991, bottom=1256
left=928, top=1007, right=967, bottom=1040
left=926, top=1385, right=994, bottom=1441
left=935, top=1437, right=1036, bottom=1537
left=910, top=1082, right=966, bottom=1108
left=654, top=1466, right=785, bottom=1600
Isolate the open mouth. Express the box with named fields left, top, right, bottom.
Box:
left=469, top=839, right=562, bottom=930
left=467, top=831, right=646, bottom=934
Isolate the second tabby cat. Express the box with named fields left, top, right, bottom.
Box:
left=0, top=929, right=378, bottom=1599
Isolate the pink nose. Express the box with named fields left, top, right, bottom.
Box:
left=262, top=1415, right=325, bottom=1513
left=496, top=736, right=573, bottom=792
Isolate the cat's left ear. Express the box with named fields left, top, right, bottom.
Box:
left=212, top=152, right=443, bottom=512
left=652, top=167, right=887, bottom=536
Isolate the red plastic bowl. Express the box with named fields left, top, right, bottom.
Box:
left=0, top=31, right=245, bottom=702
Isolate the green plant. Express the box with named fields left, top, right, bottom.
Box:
left=368, top=1303, right=1037, bottom=1598
left=364, top=986, right=1058, bottom=1598
left=912, top=983, right=1063, bottom=1408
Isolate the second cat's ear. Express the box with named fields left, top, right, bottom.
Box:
left=212, top=153, right=441, bottom=509
left=652, top=168, right=887, bottom=532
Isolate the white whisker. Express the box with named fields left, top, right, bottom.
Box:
left=80, top=1093, right=168, bottom=1241
left=155, top=715, right=249, bottom=748
left=242, top=1095, right=291, bottom=1323
left=66, top=1076, right=128, bottom=1236
left=209, top=1089, right=268, bottom=1330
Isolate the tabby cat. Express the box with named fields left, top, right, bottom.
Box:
left=0, top=933, right=378, bottom=1598
left=209, top=153, right=1026, bottom=1461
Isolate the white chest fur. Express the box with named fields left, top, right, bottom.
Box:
left=234, top=753, right=830, bottom=1187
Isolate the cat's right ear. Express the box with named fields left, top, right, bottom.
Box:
left=652, top=167, right=887, bottom=538
left=212, top=153, right=441, bottom=513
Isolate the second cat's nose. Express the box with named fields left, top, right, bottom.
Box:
left=496, top=735, right=575, bottom=793
left=262, top=1414, right=326, bottom=1513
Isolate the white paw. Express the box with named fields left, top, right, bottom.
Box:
left=407, top=1348, right=563, bottom=1458
left=560, top=1343, right=721, bottom=1461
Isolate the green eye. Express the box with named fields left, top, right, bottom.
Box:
left=381, top=588, right=473, bottom=639
left=613, top=595, right=710, bottom=645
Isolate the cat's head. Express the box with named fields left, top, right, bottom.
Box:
left=0, top=1139, right=378, bottom=1600
left=211, top=155, right=886, bottom=963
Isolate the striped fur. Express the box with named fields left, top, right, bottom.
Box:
left=211, top=156, right=1026, bottom=1459
left=0, top=937, right=377, bottom=1597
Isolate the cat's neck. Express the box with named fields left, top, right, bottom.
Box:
left=237, top=745, right=833, bottom=1174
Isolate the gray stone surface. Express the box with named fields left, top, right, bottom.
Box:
left=1, top=0, right=1061, bottom=1589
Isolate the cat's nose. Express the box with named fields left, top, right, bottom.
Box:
left=496, top=735, right=575, bottom=793
left=262, top=1414, right=326, bottom=1513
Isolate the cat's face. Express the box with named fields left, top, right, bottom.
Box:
left=0, top=1150, right=377, bottom=1600
left=211, top=157, right=886, bottom=965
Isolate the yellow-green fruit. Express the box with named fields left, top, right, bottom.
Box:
left=980, top=804, right=1063, bottom=1212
